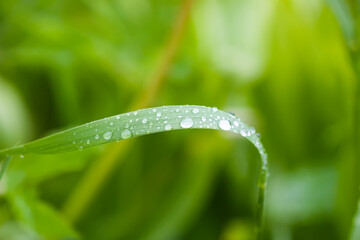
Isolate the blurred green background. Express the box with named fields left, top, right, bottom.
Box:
left=0, top=0, right=360, bottom=239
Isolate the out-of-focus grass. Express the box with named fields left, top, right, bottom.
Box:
left=0, top=0, right=360, bottom=239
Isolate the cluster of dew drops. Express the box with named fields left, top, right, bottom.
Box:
left=71, top=105, right=265, bottom=159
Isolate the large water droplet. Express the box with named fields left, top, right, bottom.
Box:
left=165, top=124, right=172, bottom=131
left=103, top=131, right=113, bottom=140
left=121, top=129, right=132, bottom=139
left=219, top=119, right=231, bottom=131
left=180, top=118, right=193, bottom=128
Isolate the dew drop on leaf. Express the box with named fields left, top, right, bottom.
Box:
left=103, top=131, right=113, bottom=140
left=121, top=129, right=132, bottom=139
left=219, top=119, right=231, bottom=131
left=240, top=129, right=249, bottom=137
left=180, top=117, right=194, bottom=128
left=192, top=108, right=199, bottom=114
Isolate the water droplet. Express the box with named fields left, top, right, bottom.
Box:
left=87, top=140, right=91, bottom=144
left=121, top=129, right=132, bottom=139
left=110, top=122, right=114, bottom=126
left=234, top=121, right=239, bottom=127
left=212, top=107, right=218, bottom=112
left=152, top=109, right=157, bottom=112
left=95, top=134, right=100, bottom=140
left=156, top=112, right=162, bottom=117
left=192, top=108, right=199, bottom=114
left=165, top=124, right=172, bottom=131
left=134, top=111, right=138, bottom=115
left=240, top=129, right=250, bottom=137
left=180, top=117, right=194, bottom=128
left=219, top=119, right=231, bottom=131
left=142, top=118, right=147, bottom=124
left=202, top=116, right=206, bottom=122
left=20, top=155, right=24, bottom=158
left=116, top=115, right=120, bottom=120
left=103, top=131, right=113, bottom=140
left=249, top=127, right=256, bottom=134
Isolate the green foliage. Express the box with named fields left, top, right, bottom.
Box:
left=1, top=0, right=360, bottom=239
left=0, top=105, right=268, bottom=239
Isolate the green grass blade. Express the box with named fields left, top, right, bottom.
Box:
left=326, top=0, right=356, bottom=47
left=0, top=155, right=12, bottom=181
left=0, top=105, right=268, bottom=236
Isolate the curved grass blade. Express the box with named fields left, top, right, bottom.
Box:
left=0, top=155, right=12, bottom=181
left=0, top=105, right=268, bottom=236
